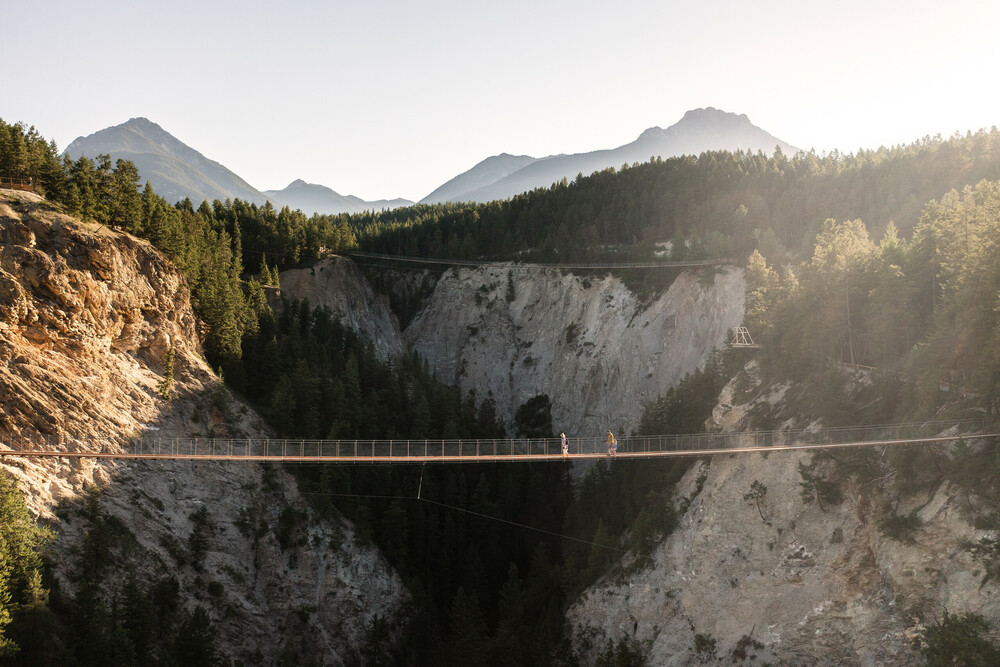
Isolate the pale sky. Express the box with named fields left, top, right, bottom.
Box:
left=5, top=0, right=1000, bottom=202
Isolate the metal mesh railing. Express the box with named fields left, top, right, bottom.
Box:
left=0, top=419, right=993, bottom=462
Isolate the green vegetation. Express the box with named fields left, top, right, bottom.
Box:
left=920, top=610, right=1000, bottom=666
left=594, top=636, right=647, bottom=666
left=514, top=394, right=554, bottom=438
left=187, top=506, right=214, bottom=571
left=156, top=346, right=175, bottom=400
left=739, top=174, right=1000, bottom=560
left=743, top=480, right=769, bottom=524
left=746, top=178, right=1000, bottom=417
left=0, top=482, right=223, bottom=666
left=693, top=631, right=718, bottom=662
left=797, top=458, right=843, bottom=511
left=638, top=349, right=737, bottom=435
left=0, top=471, right=52, bottom=660
left=228, top=297, right=506, bottom=442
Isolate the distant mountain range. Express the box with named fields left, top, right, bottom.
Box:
left=65, top=108, right=797, bottom=214
left=421, top=107, right=798, bottom=204
left=421, top=153, right=540, bottom=204
left=262, top=179, right=414, bottom=216
left=63, top=118, right=413, bottom=214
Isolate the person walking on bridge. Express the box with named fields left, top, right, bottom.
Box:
left=607, top=430, right=617, bottom=457
left=561, top=432, right=569, bottom=457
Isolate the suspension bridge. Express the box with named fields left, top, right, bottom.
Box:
left=1, top=420, right=995, bottom=464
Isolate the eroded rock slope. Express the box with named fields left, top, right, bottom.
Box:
left=277, top=256, right=404, bottom=360
left=0, top=190, right=405, bottom=664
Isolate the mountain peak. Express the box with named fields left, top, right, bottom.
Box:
left=431, top=107, right=798, bottom=203
left=123, top=116, right=159, bottom=128
left=632, top=108, right=796, bottom=158
left=64, top=118, right=268, bottom=206
left=638, top=108, right=755, bottom=141
left=681, top=107, right=749, bottom=123
left=117, top=117, right=171, bottom=141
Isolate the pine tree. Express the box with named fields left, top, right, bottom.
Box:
left=109, top=159, right=142, bottom=232
left=0, top=471, right=53, bottom=657
left=157, top=345, right=175, bottom=400
left=171, top=606, right=219, bottom=666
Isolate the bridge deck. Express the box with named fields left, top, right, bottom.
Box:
left=1, top=421, right=995, bottom=463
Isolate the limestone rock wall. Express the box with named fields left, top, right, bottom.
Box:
left=403, top=265, right=745, bottom=436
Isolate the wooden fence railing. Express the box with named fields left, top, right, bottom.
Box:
left=0, top=176, right=35, bottom=192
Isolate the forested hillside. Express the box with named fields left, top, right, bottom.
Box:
left=350, top=129, right=1000, bottom=266
left=741, top=178, right=1000, bottom=422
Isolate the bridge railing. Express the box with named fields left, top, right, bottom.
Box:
left=0, top=419, right=992, bottom=461
left=0, top=175, right=35, bottom=192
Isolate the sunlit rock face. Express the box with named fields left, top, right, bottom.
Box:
left=0, top=190, right=407, bottom=665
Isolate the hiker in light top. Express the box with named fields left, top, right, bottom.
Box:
left=607, top=430, right=617, bottom=457
left=561, top=432, right=569, bottom=457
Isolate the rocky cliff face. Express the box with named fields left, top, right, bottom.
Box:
left=566, top=378, right=1000, bottom=665
left=277, top=256, right=404, bottom=360
left=403, top=265, right=745, bottom=435
left=276, top=258, right=744, bottom=436
left=0, top=190, right=405, bottom=664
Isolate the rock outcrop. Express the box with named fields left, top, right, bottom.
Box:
left=0, top=190, right=406, bottom=664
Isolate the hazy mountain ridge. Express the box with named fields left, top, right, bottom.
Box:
left=263, top=178, right=414, bottom=215
left=64, top=117, right=270, bottom=206
left=420, top=153, right=539, bottom=204
left=422, top=107, right=798, bottom=203
left=64, top=107, right=796, bottom=213
left=64, top=118, right=412, bottom=214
